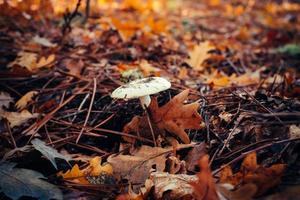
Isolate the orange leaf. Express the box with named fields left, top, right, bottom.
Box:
left=191, top=155, right=219, bottom=200
left=149, top=89, right=203, bottom=143
left=219, top=152, right=286, bottom=196
left=187, top=41, right=214, bottom=71
left=241, top=152, right=258, bottom=172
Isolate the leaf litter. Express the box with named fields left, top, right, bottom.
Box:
left=0, top=0, right=300, bottom=199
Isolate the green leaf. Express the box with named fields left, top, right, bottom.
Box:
left=31, top=138, right=71, bottom=169
left=0, top=162, right=63, bottom=200
left=277, top=44, right=300, bottom=56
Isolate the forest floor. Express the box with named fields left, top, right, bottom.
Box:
left=0, top=0, right=300, bottom=199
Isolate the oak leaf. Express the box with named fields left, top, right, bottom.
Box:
left=58, top=156, right=113, bottom=184
left=187, top=41, right=214, bottom=71
left=149, top=89, right=203, bottom=143
left=124, top=89, right=203, bottom=144
left=8, top=52, right=55, bottom=72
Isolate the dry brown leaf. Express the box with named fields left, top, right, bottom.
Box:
left=185, top=143, right=206, bottom=171
left=8, top=52, right=55, bottom=72
left=149, top=89, right=203, bottom=143
left=150, top=171, right=197, bottom=199
left=187, top=41, right=215, bottom=71
left=0, top=109, right=39, bottom=128
left=191, top=155, right=219, bottom=200
left=107, top=145, right=169, bottom=185
left=0, top=92, right=13, bottom=109
left=63, top=58, right=84, bottom=77
left=220, top=152, right=286, bottom=196
left=288, top=125, right=300, bottom=139
left=123, top=89, right=203, bottom=144
left=15, top=91, right=38, bottom=110
left=8, top=52, right=37, bottom=71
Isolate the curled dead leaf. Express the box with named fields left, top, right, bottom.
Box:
left=15, top=91, right=38, bottom=110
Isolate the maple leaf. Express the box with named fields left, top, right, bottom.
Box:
left=124, top=89, right=203, bottom=144
left=220, top=152, right=286, bottom=196
left=187, top=41, right=215, bottom=71
left=15, top=91, right=38, bottom=110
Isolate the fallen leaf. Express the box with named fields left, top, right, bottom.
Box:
left=58, top=156, right=113, bottom=184
left=0, top=162, right=63, bottom=200
left=150, top=171, right=197, bottom=199
left=36, top=54, right=55, bottom=69
left=32, top=35, right=56, bottom=47
left=187, top=41, right=215, bottom=71
left=191, top=155, right=219, bottom=200
left=58, top=164, right=88, bottom=184
left=288, top=125, right=300, bottom=139
left=185, top=142, right=206, bottom=171
left=116, top=180, right=153, bottom=200
left=31, top=138, right=71, bottom=169
left=15, top=91, right=38, bottom=110
left=107, top=145, right=169, bottom=185
left=149, top=89, right=203, bottom=143
left=0, top=109, right=39, bottom=128
left=86, top=156, right=113, bottom=176
left=62, top=58, right=84, bottom=77
left=139, top=60, right=161, bottom=77
left=219, top=112, right=233, bottom=123
left=8, top=52, right=55, bottom=72
left=8, top=52, right=37, bottom=71
left=220, top=152, right=286, bottom=196
left=0, top=92, right=13, bottom=109
left=124, top=89, right=203, bottom=144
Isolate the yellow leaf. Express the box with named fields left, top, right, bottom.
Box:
left=36, top=54, right=55, bottom=69
left=15, top=91, right=38, bottom=110
left=187, top=41, right=214, bottom=71
left=58, top=156, right=113, bottom=184
left=139, top=60, right=161, bottom=76
left=58, top=164, right=88, bottom=184
left=88, top=156, right=113, bottom=176
left=8, top=52, right=55, bottom=72
left=8, top=52, right=37, bottom=71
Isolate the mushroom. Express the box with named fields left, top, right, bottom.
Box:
left=111, top=77, right=171, bottom=109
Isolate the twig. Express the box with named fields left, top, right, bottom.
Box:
left=5, top=120, right=17, bottom=148
left=76, top=78, right=97, bottom=143
left=62, top=0, right=82, bottom=34
left=24, top=82, right=91, bottom=144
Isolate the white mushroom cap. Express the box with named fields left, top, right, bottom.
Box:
left=111, top=77, right=171, bottom=99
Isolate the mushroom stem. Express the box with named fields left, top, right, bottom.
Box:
left=139, top=95, right=151, bottom=109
